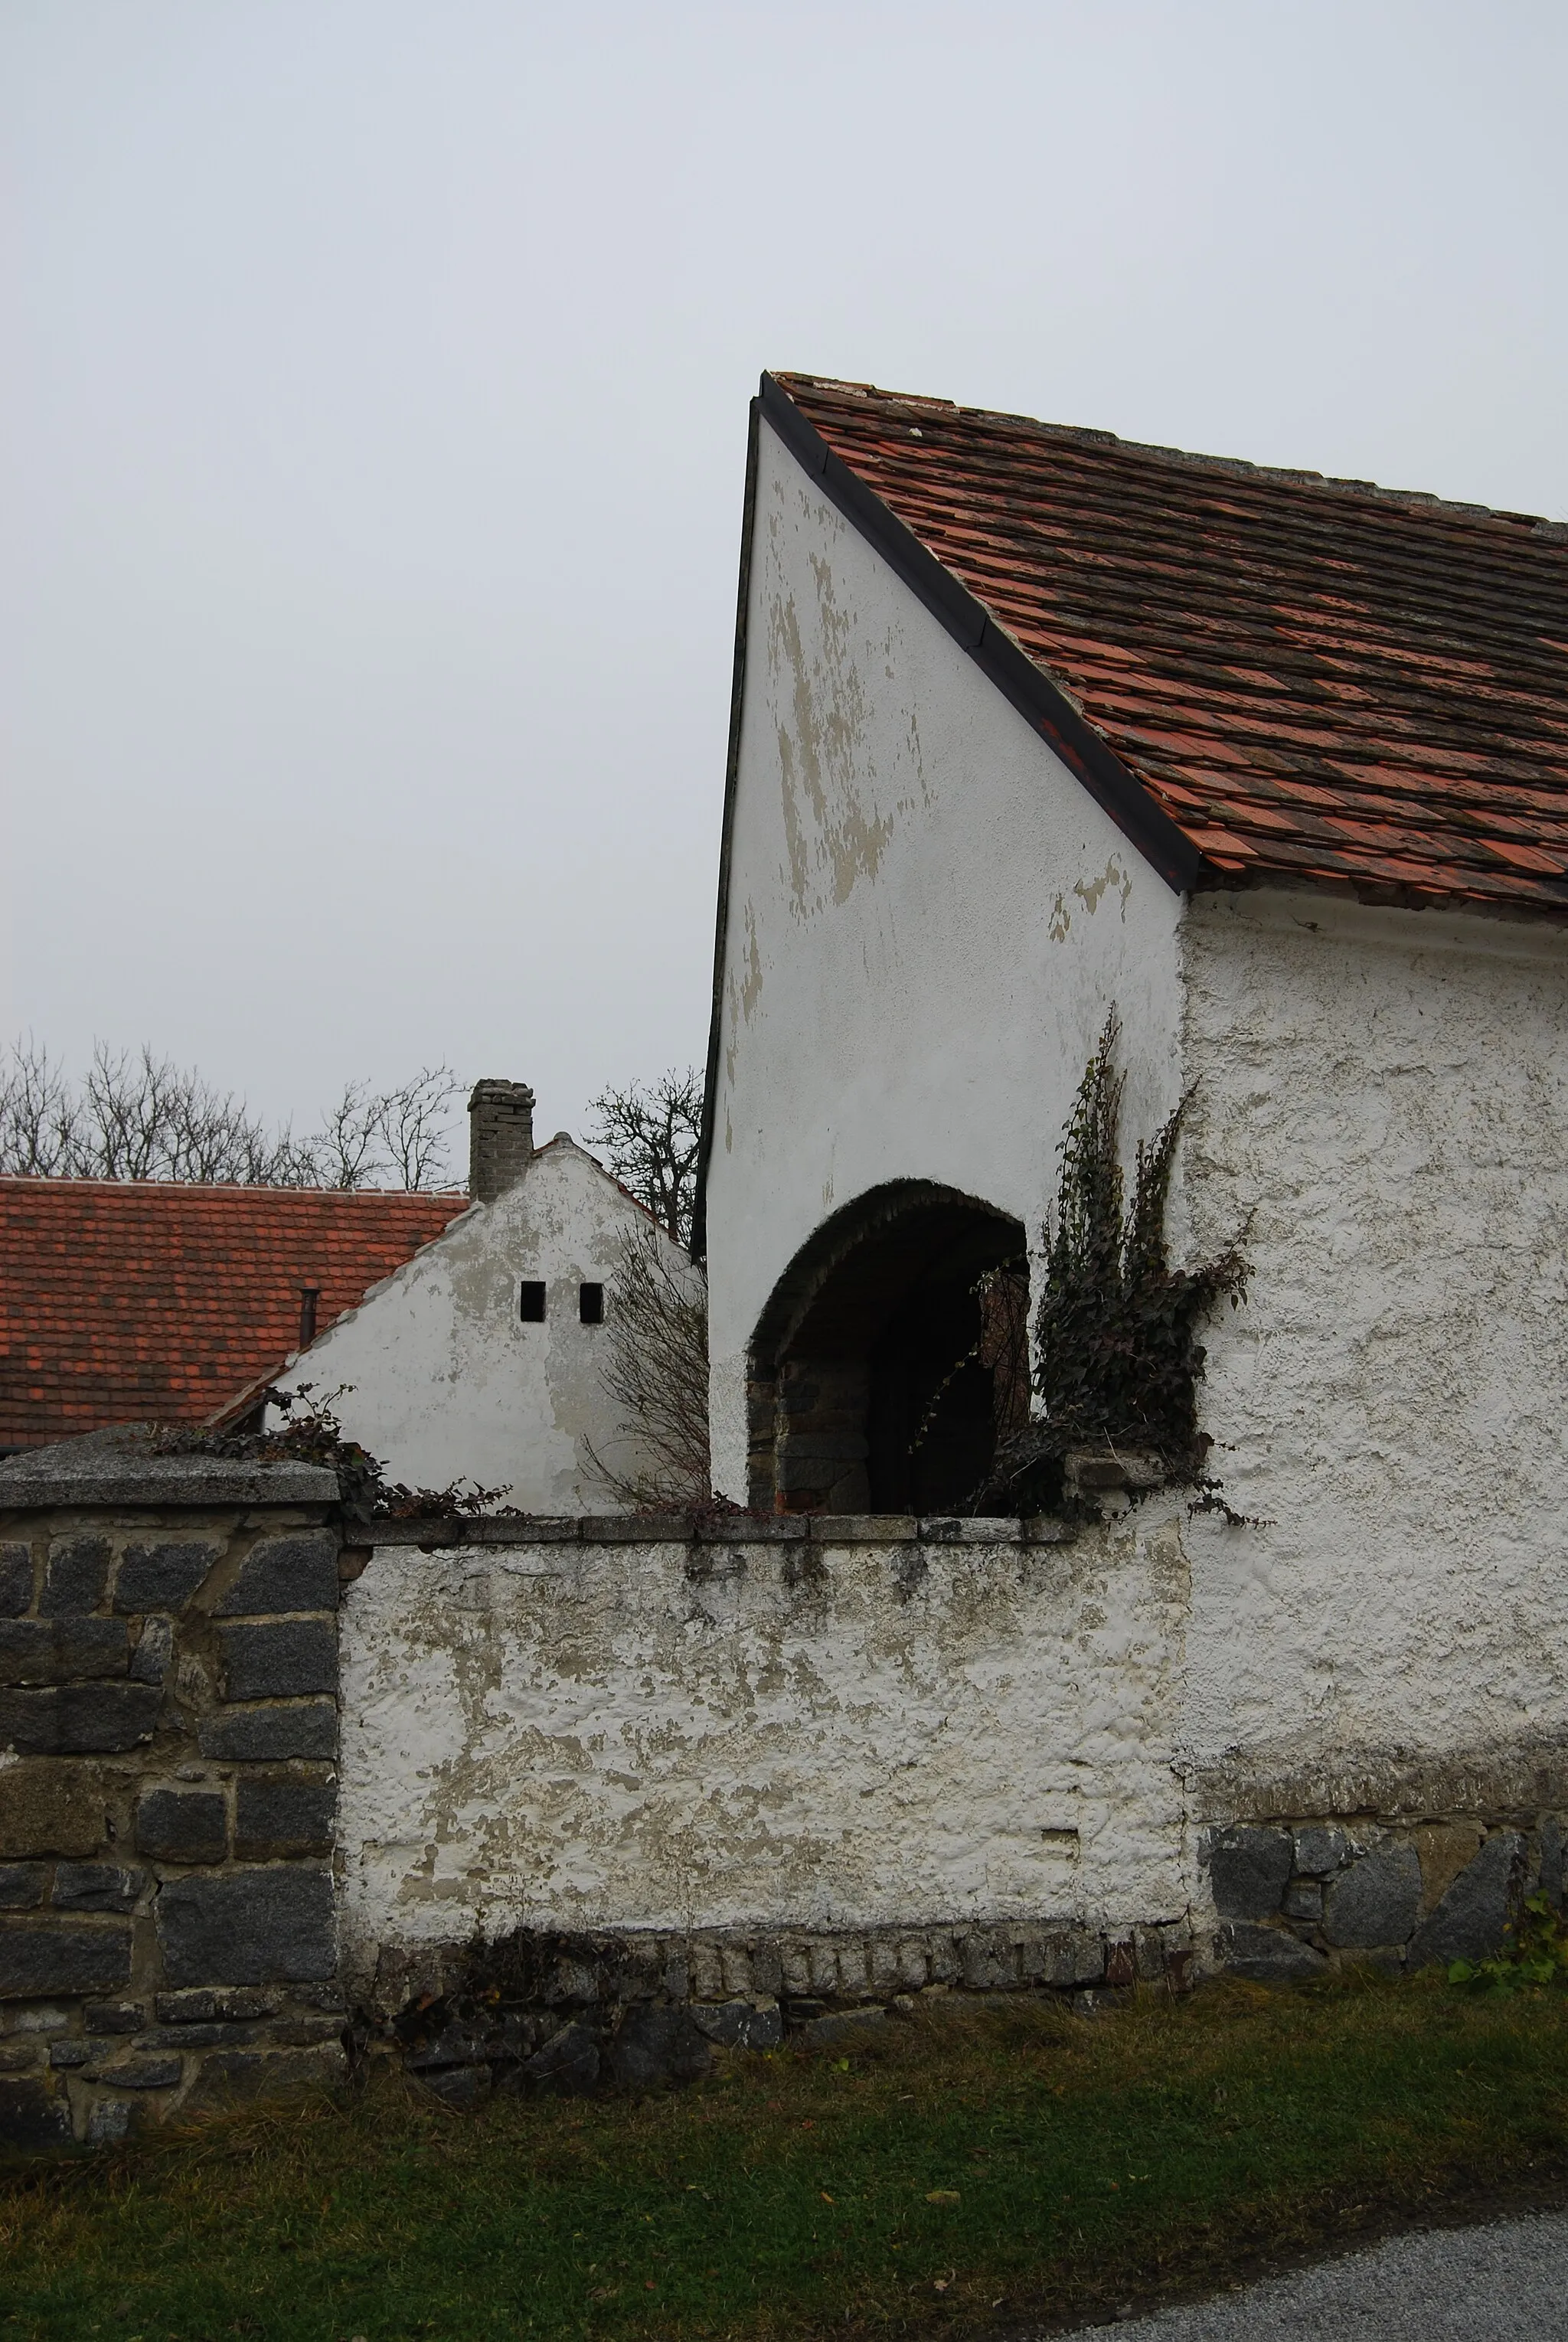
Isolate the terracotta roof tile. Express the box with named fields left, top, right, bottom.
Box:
left=0, top=1180, right=466, bottom=1449
left=771, top=373, right=1568, bottom=916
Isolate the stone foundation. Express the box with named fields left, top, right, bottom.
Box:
left=1205, top=1814, right=1559, bottom=1980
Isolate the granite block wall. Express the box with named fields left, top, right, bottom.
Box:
left=0, top=1441, right=348, bottom=2148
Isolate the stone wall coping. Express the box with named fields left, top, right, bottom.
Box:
left=0, top=1428, right=339, bottom=1514
left=366, top=1512, right=1072, bottom=1549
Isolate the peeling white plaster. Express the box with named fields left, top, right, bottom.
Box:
left=1178, top=889, right=1568, bottom=1799
left=706, top=418, right=1184, bottom=1498
left=338, top=1510, right=1193, bottom=1982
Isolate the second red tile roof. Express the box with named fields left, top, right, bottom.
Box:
left=0, top=1180, right=468, bottom=1451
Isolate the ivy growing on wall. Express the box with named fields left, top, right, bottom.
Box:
left=978, top=1013, right=1249, bottom=1511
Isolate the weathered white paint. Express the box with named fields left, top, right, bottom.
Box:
left=704, top=416, right=1185, bottom=1499
left=336, top=1511, right=1194, bottom=1989
left=1178, top=889, right=1568, bottom=1814
left=269, top=1139, right=688, bottom=1510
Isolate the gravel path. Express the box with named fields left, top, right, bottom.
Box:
left=1060, top=2210, right=1568, bottom=2336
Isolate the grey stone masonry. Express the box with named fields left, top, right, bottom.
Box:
left=1204, top=1815, right=1554, bottom=1978
left=0, top=1430, right=345, bottom=2147
left=371, top=1914, right=1196, bottom=2102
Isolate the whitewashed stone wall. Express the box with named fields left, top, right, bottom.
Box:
left=1179, top=890, right=1568, bottom=1822
left=336, top=1509, right=1194, bottom=1997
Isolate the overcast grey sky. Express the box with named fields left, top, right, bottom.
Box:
left=6, top=1, right=1566, bottom=1163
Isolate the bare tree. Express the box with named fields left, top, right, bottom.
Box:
left=586, top=1223, right=711, bottom=1509
left=0, top=1039, right=462, bottom=1191
left=584, top=1066, right=703, bottom=1247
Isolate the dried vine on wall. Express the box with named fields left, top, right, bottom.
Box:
left=978, top=1013, right=1249, bottom=1511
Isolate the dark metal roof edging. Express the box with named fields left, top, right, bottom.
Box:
left=691, top=393, right=763, bottom=1262
left=758, top=373, right=1209, bottom=897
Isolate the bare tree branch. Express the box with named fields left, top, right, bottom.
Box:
left=584, top=1066, right=702, bottom=1247
left=0, top=1040, right=461, bottom=1191
left=585, top=1223, right=710, bottom=1508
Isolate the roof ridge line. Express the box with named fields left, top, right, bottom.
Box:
left=772, top=371, right=1565, bottom=537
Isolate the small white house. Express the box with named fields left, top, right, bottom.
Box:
left=266, top=1081, right=689, bottom=1511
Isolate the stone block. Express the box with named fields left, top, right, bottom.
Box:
left=1218, top=1922, right=1329, bottom=1981
left=1292, top=1824, right=1349, bottom=1877
left=84, top=2001, right=145, bottom=2034
left=85, top=2099, right=133, bottom=2144
left=926, top=1931, right=962, bottom=1984
left=54, top=1862, right=144, bottom=1914
left=687, top=1941, right=724, bottom=2002
left=517, top=2020, right=599, bottom=2095
left=1541, top=1813, right=1564, bottom=1908
left=750, top=1940, right=783, bottom=1997
left=0, top=2042, right=40, bottom=2073
left=0, top=1921, right=132, bottom=1998
left=271, top=2013, right=346, bottom=2048
left=1207, top=1826, right=1294, bottom=1920
left=156, top=1867, right=336, bottom=1988
left=179, top=2040, right=347, bottom=2111
left=0, top=1863, right=47, bottom=1911
left=1283, top=1880, right=1324, bottom=1923
left=421, top=2063, right=492, bottom=2111
left=0, top=1543, right=32, bottom=1617
left=606, top=2004, right=710, bottom=2089
left=40, top=1536, right=110, bottom=1615
left=155, top=1986, right=281, bottom=2024
left=0, top=1683, right=160, bottom=1756
left=215, top=1532, right=338, bottom=1618
left=88, top=2053, right=181, bottom=2089
left=895, top=1937, right=931, bottom=1988
left=867, top=1938, right=901, bottom=1994
left=217, top=1621, right=335, bottom=1702
left=717, top=1944, right=753, bottom=1997
left=1323, top=1845, right=1422, bottom=1949
left=115, top=1540, right=220, bottom=1615
left=198, top=1702, right=337, bottom=1762
left=48, top=2040, right=91, bottom=2066
left=0, top=1762, right=106, bottom=1858
left=779, top=1942, right=811, bottom=1995
left=137, top=1789, right=227, bottom=1866
left=0, top=1618, right=129, bottom=1685
left=1409, top=1831, right=1526, bottom=1971
left=1411, top=1821, right=1485, bottom=1914
left=129, top=1618, right=174, bottom=1686
left=0, top=2075, right=73, bottom=2148
left=145, top=2020, right=265, bottom=2050
left=960, top=1931, right=1018, bottom=1991
left=691, top=1998, right=783, bottom=2050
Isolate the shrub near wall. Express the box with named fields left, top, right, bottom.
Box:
left=0, top=1436, right=347, bottom=2148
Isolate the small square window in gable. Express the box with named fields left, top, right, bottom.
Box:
left=518, top=1281, right=546, bottom=1323
left=579, top=1282, right=604, bottom=1325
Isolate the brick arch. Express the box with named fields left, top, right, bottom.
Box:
left=746, top=1182, right=1027, bottom=1514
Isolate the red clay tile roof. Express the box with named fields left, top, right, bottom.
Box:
left=768, top=372, right=1568, bottom=916
left=0, top=1180, right=467, bottom=1451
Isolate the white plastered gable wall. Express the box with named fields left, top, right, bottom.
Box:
left=705, top=416, right=1187, bottom=1500
left=267, top=1140, right=688, bottom=1511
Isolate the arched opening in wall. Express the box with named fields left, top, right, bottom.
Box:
left=746, top=1183, right=1029, bottom=1515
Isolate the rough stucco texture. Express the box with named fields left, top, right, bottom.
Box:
left=1179, top=891, right=1568, bottom=1812
left=704, top=417, right=1184, bottom=1501
left=270, top=1142, right=684, bottom=1511
left=335, top=1513, right=1193, bottom=1988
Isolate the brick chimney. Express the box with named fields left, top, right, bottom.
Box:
left=468, top=1080, right=535, bottom=1203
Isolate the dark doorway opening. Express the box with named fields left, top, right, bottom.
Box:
left=746, top=1182, right=1027, bottom=1515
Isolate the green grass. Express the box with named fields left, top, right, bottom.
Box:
left=4, top=1975, right=1568, bottom=2342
